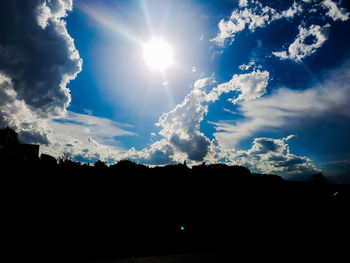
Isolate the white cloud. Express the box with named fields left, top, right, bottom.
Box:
left=271, top=1, right=303, bottom=20
left=239, top=61, right=256, bottom=71
left=36, top=0, right=73, bottom=29
left=206, top=69, right=269, bottom=104
left=211, top=8, right=270, bottom=46
left=124, top=76, right=219, bottom=164
left=272, top=23, right=330, bottom=62
left=127, top=69, right=270, bottom=165
left=123, top=77, right=216, bottom=164
left=322, top=0, right=349, bottom=21
left=0, top=75, right=137, bottom=164
left=211, top=58, right=350, bottom=149
left=155, top=77, right=215, bottom=161
left=0, top=74, right=51, bottom=145
left=211, top=0, right=349, bottom=48
left=41, top=111, right=136, bottom=162
left=224, top=135, right=319, bottom=176
left=126, top=139, right=177, bottom=165
left=124, top=66, right=321, bottom=175
left=211, top=1, right=303, bottom=46
left=239, top=0, right=248, bottom=8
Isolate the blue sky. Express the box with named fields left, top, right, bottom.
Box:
left=1, top=0, right=350, bottom=182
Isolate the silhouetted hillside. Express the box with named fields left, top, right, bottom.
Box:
left=1, top=127, right=350, bottom=262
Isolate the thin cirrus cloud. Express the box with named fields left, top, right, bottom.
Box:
left=42, top=111, right=136, bottom=162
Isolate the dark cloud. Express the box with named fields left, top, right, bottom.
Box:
left=138, top=149, right=176, bottom=165
left=18, top=130, right=50, bottom=145
left=0, top=0, right=81, bottom=142
left=250, top=138, right=282, bottom=154
left=170, top=134, right=210, bottom=161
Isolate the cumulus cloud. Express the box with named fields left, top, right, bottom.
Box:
left=123, top=64, right=320, bottom=175
left=211, top=0, right=348, bottom=49
left=126, top=139, right=177, bottom=165
left=206, top=69, right=269, bottom=104
left=127, top=68, right=270, bottom=164
left=322, top=0, right=349, bottom=21
left=272, top=23, right=331, bottom=62
left=0, top=0, right=138, bottom=165
left=212, top=58, right=350, bottom=149
left=124, top=77, right=214, bottom=164
left=0, top=74, right=51, bottom=144
left=36, top=0, right=74, bottom=29
left=151, top=77, right=215, bottom=163
left=225, top=135, right=319, bottom=176
left=0, top=0, right=82, bottom=143
left=211, top=1, right=303, bottom=46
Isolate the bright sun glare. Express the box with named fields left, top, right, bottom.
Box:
left=143, top=38, right=174, bottom=71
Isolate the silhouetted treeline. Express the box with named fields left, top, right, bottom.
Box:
left=1, top=127, right=350, bottom=262
left=0, top=126, right=332, bottom=185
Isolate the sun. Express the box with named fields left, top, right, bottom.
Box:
left=143, top=38, right=174, bottom=71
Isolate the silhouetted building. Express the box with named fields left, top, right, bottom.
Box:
left=0, top=127, right=19, bottom=146
left=0, top=127, right=39, bottom=163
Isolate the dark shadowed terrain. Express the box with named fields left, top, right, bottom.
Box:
left=1, top=127, right=350, bottom=262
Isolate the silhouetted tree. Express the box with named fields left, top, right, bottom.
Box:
left=40, top=153, right=58, bottom=167
left=58, top=153, right=82, bottom=168
left=94, top=160, right=107, bottom=168
left=110, top=159, right=146, bottom=171
left=311, top=173, right=327, bottom=184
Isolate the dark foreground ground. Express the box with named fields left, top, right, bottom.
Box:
left=93, top=253, right=231, bottom=263
left=2, top=166, right=350, bottom=262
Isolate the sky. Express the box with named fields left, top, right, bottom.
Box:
left=1, top=0, right=350, bottom=183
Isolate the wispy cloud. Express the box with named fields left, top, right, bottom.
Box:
left=41, top=111, right=136, bottom=162
left=211, top=58, right=350, bottom=149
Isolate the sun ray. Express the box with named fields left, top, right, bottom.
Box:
left=78, top=2, right=143, bottom=45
